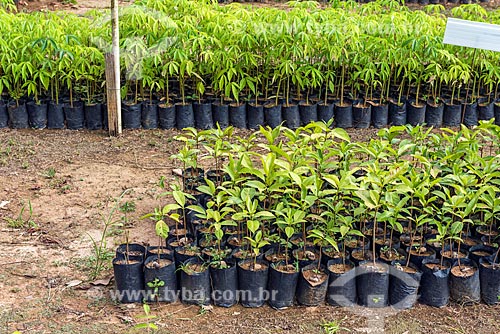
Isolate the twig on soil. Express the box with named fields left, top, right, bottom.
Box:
left=36, top=234, right=68, bottom=249
left=168, top=305, right=194, bottom=316
left=1, top=241, right=36, bottom=245
left=133, top=151, right=175, bottom=170
left=10, top=271, right=39, bottom=278
left=0, top=260, right=28, bottom=266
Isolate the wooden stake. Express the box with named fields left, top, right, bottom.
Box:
left=105, top=0, right=122, bottom=136
left=105, top=53, right=120, bottom=136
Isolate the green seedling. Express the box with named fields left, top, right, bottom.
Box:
left=4, top=200, right=37, bottom=229
left=147, top=278, right=165, bottom=304
left=88, top=190, right=130, bottom=280
left=134, top=303, right=158, bottom=332
left=42, top=167, right=56, bottom=179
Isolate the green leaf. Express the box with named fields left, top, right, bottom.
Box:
left=330, top=128, right=350, bottom=142
left=247, top=79, right=255, bottom=94
left=155, top=220, right=169, bottom=239
left=196, top=81, right=205, bottom=95
left=187, top=205, right=206, bottom=216
left=162, top=203, right=180, bottom=215
left=247, top=220, right=260, bottom=234
left=172, top=190, right=186, bottom=207
left=254, top=211, right=274, bottom=219
left=169, top=213, right=181, bottom=222
left=215, top=228, right=224, bottom=240
left=232, top=212, right=246, bottom=221
left=258, top=239, right=269, bottom=249
left=245, top=180, right=267, bottom=192
left=289, top=171, right=302, bottom=187
left=350, top=230, right=365, bottom=238
left=356, top=190, right=377, bottom=209
left=450, top=221, right=463, bottom=236
left=369, top=190, right=380, bottom=206
left=136, top=322, right=158, bottom=329
left=255, top=230, right=262, bottom=242
left=340, top=225, right=349, bottom=237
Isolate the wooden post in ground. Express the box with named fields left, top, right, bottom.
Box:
left=106, top=0, right=122, bottom=136
left=105, top=53, right=120, bottom=136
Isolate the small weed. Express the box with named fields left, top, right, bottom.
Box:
left=42, top=167, right=56, bottom=179
left=59, top=184, right=72, bottom=194
left=0, top=143, right=12, bottom=157
left=87, top=295, right=110, bottom=309
left=108, top=224, right=124, bottom=236
left=321, top=319, right=345, bottom=334
left=120, top=201, right=136, bottom=214
left=49, top=177, right=72, bottom=193
left=4, top=200, right=37, bottom=229
left=0, top=139, right=15, bottom=158
left=158, top=176, right=167, bottom=189
left=52, top=259, right=68, bottom=267
left=152, top=131, right=163, bottom=139
left=176, top=262, right=193, bottom=275
left=87, top=190, right=131, bottom=280
left=0, top=139, right=36, bottom=168
left=197, top=305, right=213, bottom=316
left=73, top=252, right=113, bottom=276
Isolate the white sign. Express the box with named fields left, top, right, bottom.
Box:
left=443, top=18, right=500, bottom=52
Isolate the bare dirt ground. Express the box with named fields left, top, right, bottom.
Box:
left=16, top=0, right=109, bottom=14
left=0, top=128, right=499, bottom=334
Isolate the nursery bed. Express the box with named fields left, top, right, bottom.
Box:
left=0, top=128, right=499, bottom=334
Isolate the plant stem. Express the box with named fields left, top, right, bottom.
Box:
left=372, top=211, right=377, bottom=266
left=440, top=241, right=445, bottom=268
left=317, top=244, right=322, bottom=272
left=342, top=241, right=346, bottom=271
left=158, top=236, right=162, bottom=262
left=492, top=247, right=499, bottom=266
left=125, top=230, right=130, bottom=265
left=340, top=65, right=345, bottom=106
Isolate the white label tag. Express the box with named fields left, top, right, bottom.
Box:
left=444, top=18, right=500, bottom=52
